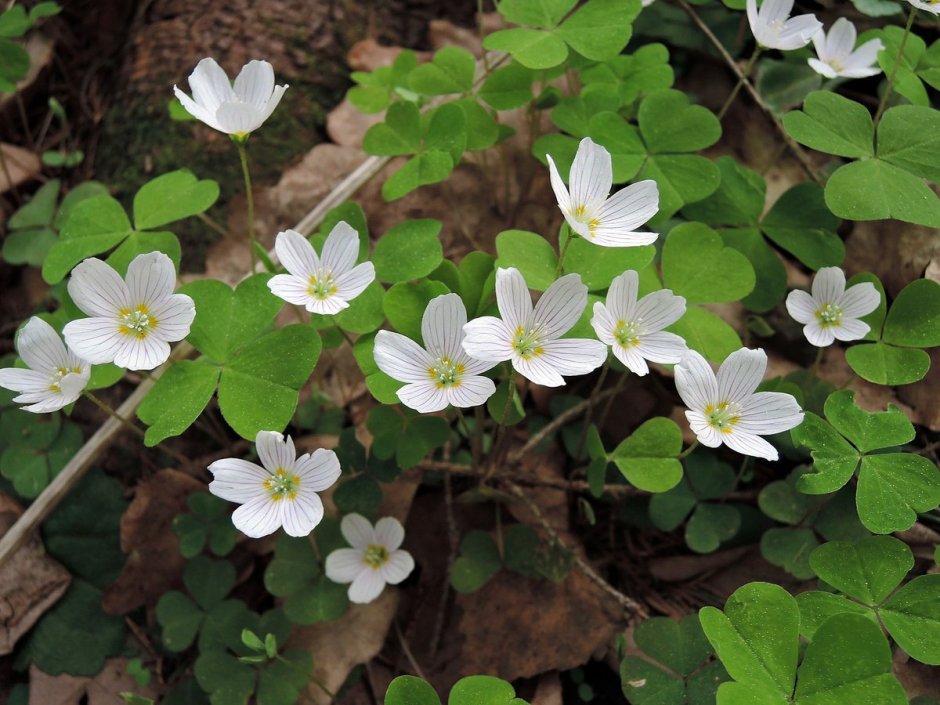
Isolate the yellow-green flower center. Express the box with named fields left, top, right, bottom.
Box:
left=705, top=401, right=741, bottom=434
left=363, top=544, right=390, bottom=569
left=263, top=468, right=301, bottom=501
left=613, top=319, right=642, bottom=348
left=308, top=271, right=338, bottom=300
left=119, top=305, right=157, bottom=339
left=47, top=365, right=83, bottom=393
left=428, top=356, right=464, bottom=389
left=815, top=303, right=843, bottom=328
left=512, top=326, right=544, bottom=360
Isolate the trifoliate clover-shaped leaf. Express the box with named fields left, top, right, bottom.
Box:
left=881, top=574, right=940, bottom=665
left=662, top=222, right=755, bottom=304
left=408, top=46, right=475, bottom=96
left=810, top=536, right=913, bottom=606
left=373, top=219, right=444, bottom=284
left=495, top=230, right=558, bottom=292
left=173, top=492, right=238, bottom=559
left=451, top=530, right=502, bottom=593
left=611, top=417, right=683, bottom=493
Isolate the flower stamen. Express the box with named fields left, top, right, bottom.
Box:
left=363, top=543, right=390, bottom=569
left=613, top=319, right=642, bottom=349
left=705, top=401, right=742, bottom=434
left=511, top=326, right=544, bottom=360
left=307, top=270, right=338, bottom=301
left=263, top=468, right=301, bottom=501
left=118, top=305, right=158, bottom=339
left=428, top=356, right=464, bottom=389
left=815, top=302, right=843, bottom=328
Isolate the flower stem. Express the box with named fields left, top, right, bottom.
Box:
left=487, top=368, right=518, bottom=475
left=574, top=357, right=611, bottom=459
left=718, top=47, right=761, bottom=120
left=84, top=391, right=189, bottom=465
left=556, top=228, right=574, bottom=277
left=873, top=6, right=916, bottom=129
left=234, top=139, right=258, bottom=271
left=678, top=439, right=700, bottom=460
left=808, top=346, right=824, bottom=383
left=454, top=407, right=479, bottom=466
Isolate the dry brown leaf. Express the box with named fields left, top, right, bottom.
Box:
left=0, top=495, right=71, bottom=656
left=0, top=143, right=41, bottom=194
left=530, top=671, right=564, bottom=705
left=326, top=99, right=384, bottom=148
left=102, top=469, right=203, bottom=615
left=0, top=34, right=54, bottom=110
left=28, top=659, right=158, bottom=705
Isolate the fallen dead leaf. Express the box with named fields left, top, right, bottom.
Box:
left=530, top=671, right=564, bottom=705
left=0, top=33, right=55, bottom=110
left=0, top=143, right=41, bottom=194
left=28, top=658, right=159, bottom=705
left=0, top=495, right=71, bottom=656
left=102, top=469, right=203, bottom=615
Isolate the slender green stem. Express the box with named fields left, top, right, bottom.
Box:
left=454, top=407, right=479, bottom=466
left=574, top=357, right=610, bottom=459
left=488, top=368, right=518, bottom=474
left=718, top=47, right=761, bottom=120
left=597, top=371, right=628, bottom=431
left=334, top=323, right=356, bottom=349
left=873, top=7, right=917, bottom=129
left=808, top=346, right=824, bottom=383
left=234, top=139, right=258, bottom=271
left=678, top=439, right=700, bottom=460
left=556, top=229, right=574, bottom=277
left=84, top=391, right=189, bottom=465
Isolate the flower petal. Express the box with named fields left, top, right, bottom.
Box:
left=232, top=495, right=284, bottom=538
left=341, top=513, right=375, bottom=550
left=462, top=317, right=514, bottom=362
left=256, top=431, right=296, bottom=472
left=373, top=516, right=405, bottom=551
left=325, top=548, right=366, bottom=583
left=268, top=274, right=313, bottom=307
left=605, top=270, right=639, bottom=324
left=737, top=392, right=804, bottom=435
left=825, top=17, right=856, bottom=59
left=281, top=492, right=324, bottom=537
left=16, top=317, right=72, bottom=373
left=295, top=448, right=341, bottom=492
left=812, top=266, right=846, bottom=304
left=446, top=375, right=496, bottom=408
left=837, top=282, right=880, bottom=319
left=397, top=382, right=450, bottom=413
left=422, top=293, right=466, bottom=361
left=258, top=84, right=288, bottom=124
left=306, top=296, right=348, bottom=315
left=613, top=345, right=649, bottom=376
left=636, top=331, right=687, bottom=364
left=320, top=221, right=360, bottom=275
left=334, top=262, right=375, bottom=302
left=208, top=458, right=269, bottom=502
left=540, top=338, right=607, bottom=376
left=635, top=289, right=686, bottom=332
left=513, top=354, right=565, bottom=387
left=495, top=267, right=533, bottom=333
left=831, top=318, right=870, bottom=342
left=68, top=258, right=130, bottom=317
left=590, top=302, right=617, bottom=345
left=215, top=101, right=265, bottom=135
left=173, top=86, right=220, bottom=130
left=348, top=568, right=387, bottom=604
left=114, top=334, right=171, bottom=371
left=532, top=273, right=587, bottom=340
left=546, top=154, right=572, bottom=214
left=803, top=321, right=835, bottom=347
left=723, top=430, right=780, bottom=461
left=126, top=252, right=177, bottom=307
left=592, top=180, right=659, bottom=245
left=63, top=318, right=125, bottom=365
left=188, top=57, right=235, bottom=113
left=686, top=410, right=722, bottom=448
left=233, top=59, right=275, bottom=110
left=275, top=229, right=318, bottom=279
left=717, top=348, right=767, bottom=403
left=786, top=289, right=817, bottom=324
left=374, top=330, right=434, bottom=383
left=675, top=350, right=718, bottom=411
left=58, top=372, right=88, bottom=406
left=381, top=550, right=415, bottom=585
left=0, top=368, right=52, bottom=394
left=150, top=294, right=195, bottom=343
left=569, top=137, right=612, bottom=213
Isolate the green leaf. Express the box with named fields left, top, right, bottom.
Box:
left=783, top=91, right=874, bottom=158
left=845, top=342, right=930, bottom=386
left=823, top=390, right=913, bottom=453
left=373, top=219, right=443, bottom=283
left=451, top=530, right=502, bottom=593
left=882, top=278, right=940, bottom=348
left=185, top=556, right=236, bottom=610
left=43, top=194, right=131, bottom=283
left=639, top=89, right=721, bottom=154
left=561, top=235, right=654, bottom=291
left=137, top=360, right=220, bottom=445
left=497, top=0, right=576, bottom=27
left=132, top=169, right=220, bottom=230
left=456, top=98, right=500, bottom=151
left=409, top=46, right=475, bottom=95
left=194, top=650, right=255, bottom=700
left=483, top=28, right=568, bottom=70
left=611, top=417, right=683, bottom=492
left=0, top=5, right=28, bottom=36
left=386, top=676, right=442, bottom=705
left=448, top=675, right=523, bottom=705
left=8, top=178, right=60, bottom=228
left=760, top=183, right=843, bottom=270
left=156, top=591, right=204, bottom=652
left=877, top=105, right=940, bottom=184
left=795, top=591, right=873, bottom=640
left=264, top=535, right=319, bottom=597
left=457, top=251, right=495, bottom=316
left=686, top=503, right=740, bottom=554
left=794, top=614, right=906, bottom=705
left=847, top=272, right=887, bottom=341
left=790, top=413, right=860, bottom=495
left=363, top=101, right=421, bottom=155
left=181, top=274, right=283, bottom=363
left=720, top=227, right=787, bottom=313
left=495, top=230, right=557, bottom=291
left=106, top=230, right=181, bottom=276
left=335, top=281, right=386, bottom=334
left=641, top=154, right=721, bottom=220
left=218, top=325, right=321, bottom=439
left=668, top=306, right=742, bottom=362
left=699, top=582, right=799, bottom=699
left=662, top=222, right=755, bottom=304
left=555, top=0, right=638, bottom=62
left=333, top=474, right=383, bottom=515
left=856, top=453, right=940, bottom=534
left=283, top=576, right=349, bottom=624
left=620, top=656, right=685, bottom=705
left=824, top=159, right=940, bottom=228
left=881, top=574, right=940, bottom=665
left=425, top=103, right=468, bottom=162
left=487, top=378, right=525, bottom=425
left=760, top=528, right=818, bottom=579
left=634, top=615, right=714, bottom=677
left=21, top=580, right=125, bottom=677
left=383, top=279, right=450, bottom=341
left=478, top=62, right=535, bottom=110
left=681, top=157, right=764, bottom=227
left=755, top=59, right=822, bottom=115
left=396, top=416, right=450, bottom=468
left=809, top=536, right=912, bottom=606
left=382, top=151, right=455, bottom=200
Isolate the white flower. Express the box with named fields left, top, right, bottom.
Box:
left=462, top=267, right=607, bottom=388
left=267, top=223, right=375, bottom=315
left=785, top=267, right=881, bottom=347
left=173, top=58, right=288, bottom=137
left=642, top=0, right=655, bottom=6
left=591, top=271, right=687, bottom=376
left=746, top=0, right=822, bottom=51
left=547, top=137, right=659, bottom=248
left=374, top=293, right=496, bottom=413
left=675, top=348, right=804, bottom=461
left=208, top=431, right=341, bottom=538
left=325, top=513, right=415, bottom=604
left=0, top=317, right=90, bottom=413
left=905, top=1, right=940, bottom=16
left=63, top=252, right=195, bottom=371
left=809, top=19, right=883, bottom=79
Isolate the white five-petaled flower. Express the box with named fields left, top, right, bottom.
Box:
left=325, top=513, right=415, bottom=604
left=785, top=266, right=881, bottom=347
left=746, top=0, right=822, bottom=51
left=809, top=19, right=883, bottom=79
left=63, top=252, right=195, bottom=371
left=547, top=137, right=659, bottom=248
left=174, top=58, right=288, bottom=138
left=373, top=293, right=496, bottom=413
left=0, top=317, right=90, bottom=413
left=905, top=1, right=940, bottom=16
left=462, top=268, right=607, bottom=388
left=208, top=431, right=341, bottom=538
left=267, top=223, right=375, bottom=315
left=591, top=271, right=687, bottom=376
left=675, top=348, right=804, bottom=461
